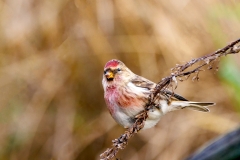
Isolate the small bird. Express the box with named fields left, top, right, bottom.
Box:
left=102, top=59, right=215, bottom=129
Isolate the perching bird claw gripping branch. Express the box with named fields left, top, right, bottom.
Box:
left=100, top=38, right=240, bottom=160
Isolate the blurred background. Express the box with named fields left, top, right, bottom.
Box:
left=0, top=0, right=239, bottom=160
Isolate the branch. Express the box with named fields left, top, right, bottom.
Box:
left=100, top=38, right=240, bottom=160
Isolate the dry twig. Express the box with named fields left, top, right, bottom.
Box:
left=100, top=39, right=240, bottom=160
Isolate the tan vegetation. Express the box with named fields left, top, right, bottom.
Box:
left=0, top=0, right=239, bottom=160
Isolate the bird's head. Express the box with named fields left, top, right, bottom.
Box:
left=103, top=59, right=133, bottom=85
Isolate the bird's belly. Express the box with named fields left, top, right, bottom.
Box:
left=143, top=109, right=162, bottom=129
left=109, top=102, right=144, bottom=128
left=105, top=86, right=161, bottom=128
left=112, top=106, right=135, bottom=128
left=112, top=103, right=162, bottom=129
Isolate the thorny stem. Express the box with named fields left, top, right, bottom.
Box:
left=100, top=38, right=240, bottom=160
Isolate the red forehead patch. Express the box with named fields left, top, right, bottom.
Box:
left=104, top=59, right=120, bottom=68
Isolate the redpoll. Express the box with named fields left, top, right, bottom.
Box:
left=102, top=59, right=215, bottom=129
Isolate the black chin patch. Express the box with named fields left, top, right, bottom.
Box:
left=107, top=78, right=114, bottom=81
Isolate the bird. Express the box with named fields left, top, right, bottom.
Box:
left=102, top=59, right=215, bottom=130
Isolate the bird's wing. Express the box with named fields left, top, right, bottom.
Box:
left=131, top=75, right=156, bottom=91
left=131, top=76, right=188, bottom=101
left=163, top=90, right=188, bottom=101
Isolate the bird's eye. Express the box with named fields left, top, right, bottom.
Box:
left=104, top=70, right=107, bottom=74
left=117, top=68, right=121, bottom=72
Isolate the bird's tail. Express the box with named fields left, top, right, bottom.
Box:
left=170, top=101, right=215, bottom=112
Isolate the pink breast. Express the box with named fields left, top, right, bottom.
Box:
left=105, top=86, right=145, bottom=114
left=115, top=88, right=145, bottom=109
left=104, top=86, right=117, bottom=115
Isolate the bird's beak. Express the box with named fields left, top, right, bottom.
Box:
left=105, top=71, right=114, bottom=81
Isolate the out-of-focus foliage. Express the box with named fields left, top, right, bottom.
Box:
left=219, top=57, right=240, bottom=112
left=0, top=0, right=239, bottom=160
